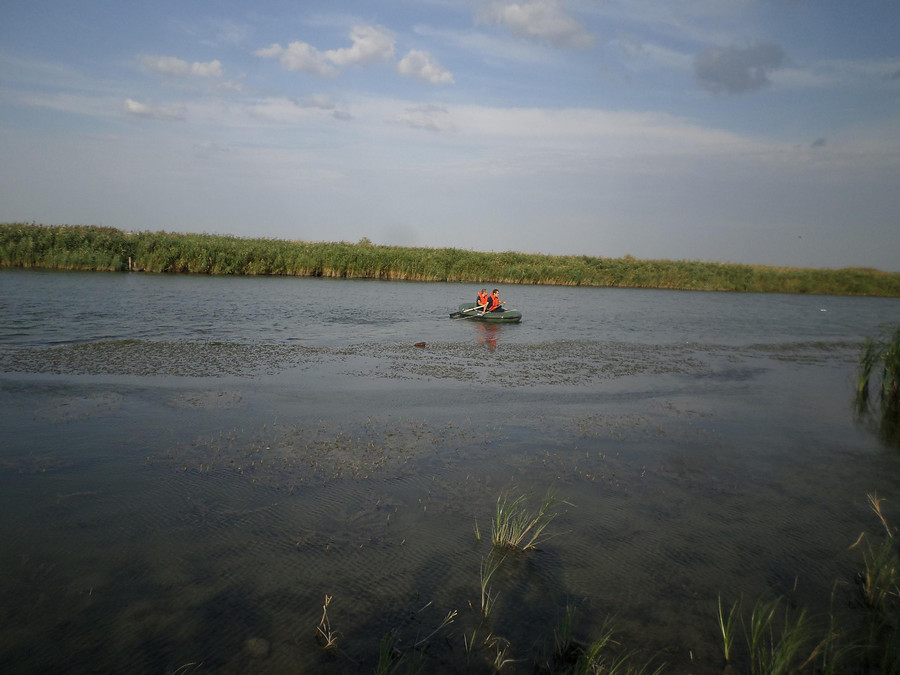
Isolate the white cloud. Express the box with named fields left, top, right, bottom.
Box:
left=190, top=60, right=223, bottom=78
left=397, top=50, right=455, bottom=84
left=254, top=42, right=337, bottom=77
left=771, top=56, right=900, bottom=90
left=387, top=104, right=456, bottom=132
left=140, top=55, right=223, bottom=78
left=123, top=98, right=186, bottom=121
left=298, top=93, right=337, bottom=110
left=413, top=24, right=563, bottom=66
left=255, top=25, right=394, bottom=76
left=478, top=0, right=595, bottom=49
left=324, top=25, right=395, bottom=67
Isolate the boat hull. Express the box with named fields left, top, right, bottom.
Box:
left=453, top=303, right=522, bottom=323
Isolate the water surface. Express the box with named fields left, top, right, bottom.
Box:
left=1, top=268, right=899, bottom=673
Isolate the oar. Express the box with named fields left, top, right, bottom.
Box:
left=449, top=306, right=482, bottom=319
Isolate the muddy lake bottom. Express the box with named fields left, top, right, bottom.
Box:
left=1, top=334, right=898, bottom=674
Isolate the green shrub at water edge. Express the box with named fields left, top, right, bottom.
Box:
left=856, top=326, right=900, bottom=448
left=2, top=223, right=900, bottom=296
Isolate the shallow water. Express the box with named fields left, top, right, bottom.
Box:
left=1, top=268, right=899, bottom=673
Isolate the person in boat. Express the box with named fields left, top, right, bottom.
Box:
left=481, top=288, right=505, bottom=314
left=475, top=288, right=489, bottom=312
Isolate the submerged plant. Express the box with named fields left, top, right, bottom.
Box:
left=554, top=603, right=578, bottom=661
left=375, top=630, right=400, bottom=675
left=568, top=616, right=666, bottom=675
left=315, top=594, right=339, bottom=650
left=491, top=489, right=564, bottom=551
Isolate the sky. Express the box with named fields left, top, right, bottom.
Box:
left=1, top=1, right=899, bottom=271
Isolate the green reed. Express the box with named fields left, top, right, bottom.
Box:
left=856, top=327, right=900, bottom=447
left=855, top=493, right=899, bottom=617
left=491, top=489, right=561, bottom=551
left=479, top=553, right=504, bottom=620
left=744, top=598, right=815, bottom=675
left=4, top=223, right=900, bottom=295
left=295, top=490, right=900, bottom=673
left=716, top=595, right=739, bottom=663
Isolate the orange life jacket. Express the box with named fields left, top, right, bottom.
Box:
left=476, top=291, right=489, bottom=306
left=486, top=294, right=500, bottom=311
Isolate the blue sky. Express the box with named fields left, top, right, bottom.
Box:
left=2, top=1, right=899, bottom=271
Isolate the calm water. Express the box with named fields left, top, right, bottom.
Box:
left=1, top=268, right=899, bottom=674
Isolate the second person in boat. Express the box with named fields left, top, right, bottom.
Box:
left=481, top=288, right=505, bottom=314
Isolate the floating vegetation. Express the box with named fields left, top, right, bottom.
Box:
left=31, top=391, right=125, bottom=422
left=153, top=416, right=467, bottom=489
left=0, top=335, right=858, bottom=393
left=0, top=340, right=326, bottom=378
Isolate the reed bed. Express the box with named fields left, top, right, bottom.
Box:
left=3, top=223, right=899, bottom=295
left=856, top=327, right=900, bottom=447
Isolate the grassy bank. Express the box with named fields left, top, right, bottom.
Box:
left=2, top=223, right=899, bottom=296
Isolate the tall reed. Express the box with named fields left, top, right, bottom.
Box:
left=856, top=327, right=900, bottom=447
left=4, top=223, right=900, bottom=296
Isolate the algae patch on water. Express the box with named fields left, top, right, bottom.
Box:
left=151, top=417, right=482, bottom=487
left=0, top=340, right=329, bottom=377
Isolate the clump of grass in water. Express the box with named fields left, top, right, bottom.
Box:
left=743, top=597, right=815, bottom=675
left=851, top=493, right=899, bottom=615
left=856, top=326, right=900, bottom=447
left=551, top=611, right=664, bottom=675
left=491, top=489, right=565, bottom=551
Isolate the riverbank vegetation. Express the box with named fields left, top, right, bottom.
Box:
left=2, top=223, right=899, bottom=296
left=857, top=326, right=900, bottom=447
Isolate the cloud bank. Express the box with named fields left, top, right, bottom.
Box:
left=694, top=42, right=786, bottom=94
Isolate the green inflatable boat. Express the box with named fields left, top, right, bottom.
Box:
left=449, top=303, right=522, bottom=323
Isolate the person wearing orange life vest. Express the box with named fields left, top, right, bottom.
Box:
left=475, top=288, right=489, bottom=312
left=482, top=288, right=505, bottom=314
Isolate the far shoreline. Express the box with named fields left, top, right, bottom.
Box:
left=2, top=223, right=899, bottom=297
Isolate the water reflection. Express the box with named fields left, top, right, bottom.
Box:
left=475, top=322, right=500, bottom=351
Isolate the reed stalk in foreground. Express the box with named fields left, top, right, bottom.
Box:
left=553, top=603, right=578, bottom=661
left=479, top=553, right=504, bottom=620
left=853, top=493, right=899, bottom=615
left=743, top=597, right=815, bottom=675
left=316, top=594, right=339, bottom=650
left=716, top=595, right=739, bottom=664
left=375, top=630, right=398, bottom=675
left=857, top=327, right=900, bottom=447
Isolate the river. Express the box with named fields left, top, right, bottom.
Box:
left=1, top=268, right=898, bottom=673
